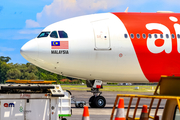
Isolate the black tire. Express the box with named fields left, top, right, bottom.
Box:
left=89, top=96, right=95, bottom=108
left=62, top=118, right=67, bottom=120
left=75, top=104, right=79, bottom=108
left=79, top=103, right=84, bottom=108
left=94, top=96, right=106, bottom=108
left=66, top=90, right=72, bottom=95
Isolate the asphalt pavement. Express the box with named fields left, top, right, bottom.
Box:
left=66, top=91, right=165, bottom=120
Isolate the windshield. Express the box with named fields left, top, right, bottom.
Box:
left=58, top=31, right=68, bottom=38
left=37, top=32, right=50, bottom=38
left=50, top=31, right=58, bottom=38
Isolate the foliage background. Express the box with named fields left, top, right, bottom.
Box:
left=0, top=56, right=84, bottom=84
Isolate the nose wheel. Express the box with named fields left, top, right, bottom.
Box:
left=89, top=96, right=95, bottom=108
left=86, top=80, right=106, bottom=108
left=89, top=96, right=106, bottom=108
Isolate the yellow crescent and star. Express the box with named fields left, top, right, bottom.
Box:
left=53, top=41, right=59, bottom=46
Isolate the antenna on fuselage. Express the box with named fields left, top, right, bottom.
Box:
left=125, top=7, right=129, bottom=13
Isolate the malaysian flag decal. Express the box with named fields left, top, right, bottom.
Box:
left=51, top=41, right=69, bottom=49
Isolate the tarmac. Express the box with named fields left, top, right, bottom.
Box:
left=67, top=91, right=165, bottom=120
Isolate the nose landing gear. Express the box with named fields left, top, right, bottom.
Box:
left=87, top=80, right=106, bottom=108
left=89, top=95, right=106, bottom=108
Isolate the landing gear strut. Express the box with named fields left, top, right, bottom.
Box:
left=87, top=80, right=106, bottom=108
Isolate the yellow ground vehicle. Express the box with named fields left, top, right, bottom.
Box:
left=110, top=76, right=180, bottom=120
left=6, top=80, right=56, bottom=84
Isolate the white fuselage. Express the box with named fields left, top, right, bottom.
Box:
left=21, top=13, right=149, bottom=82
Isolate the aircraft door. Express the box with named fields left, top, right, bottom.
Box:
left=92, top=19, right=111, bottom=50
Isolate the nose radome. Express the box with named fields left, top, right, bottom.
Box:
left=20, top=39, right=38, bottom=61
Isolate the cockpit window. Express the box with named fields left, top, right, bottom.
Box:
left=58, top=31, right=68, bottom=38
left=50, top=31, right=58, bottom=38
left=37, top=32, right=50, bottom=38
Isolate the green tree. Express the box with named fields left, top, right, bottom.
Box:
left=0, top=56, right=11, bottom=63
left=7, top=63, right=38, bottom=80
left=0, top=55, right=74, bottom=83
left=36, top=67, right=66, bottom=81
left=0, top=57, right=11, bottom=83
left=28, top=73, right=38, bottom=80
left=7, top=69, right=21, bottom=79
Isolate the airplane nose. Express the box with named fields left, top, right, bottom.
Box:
left=20, top=39, right=38, bottom=61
